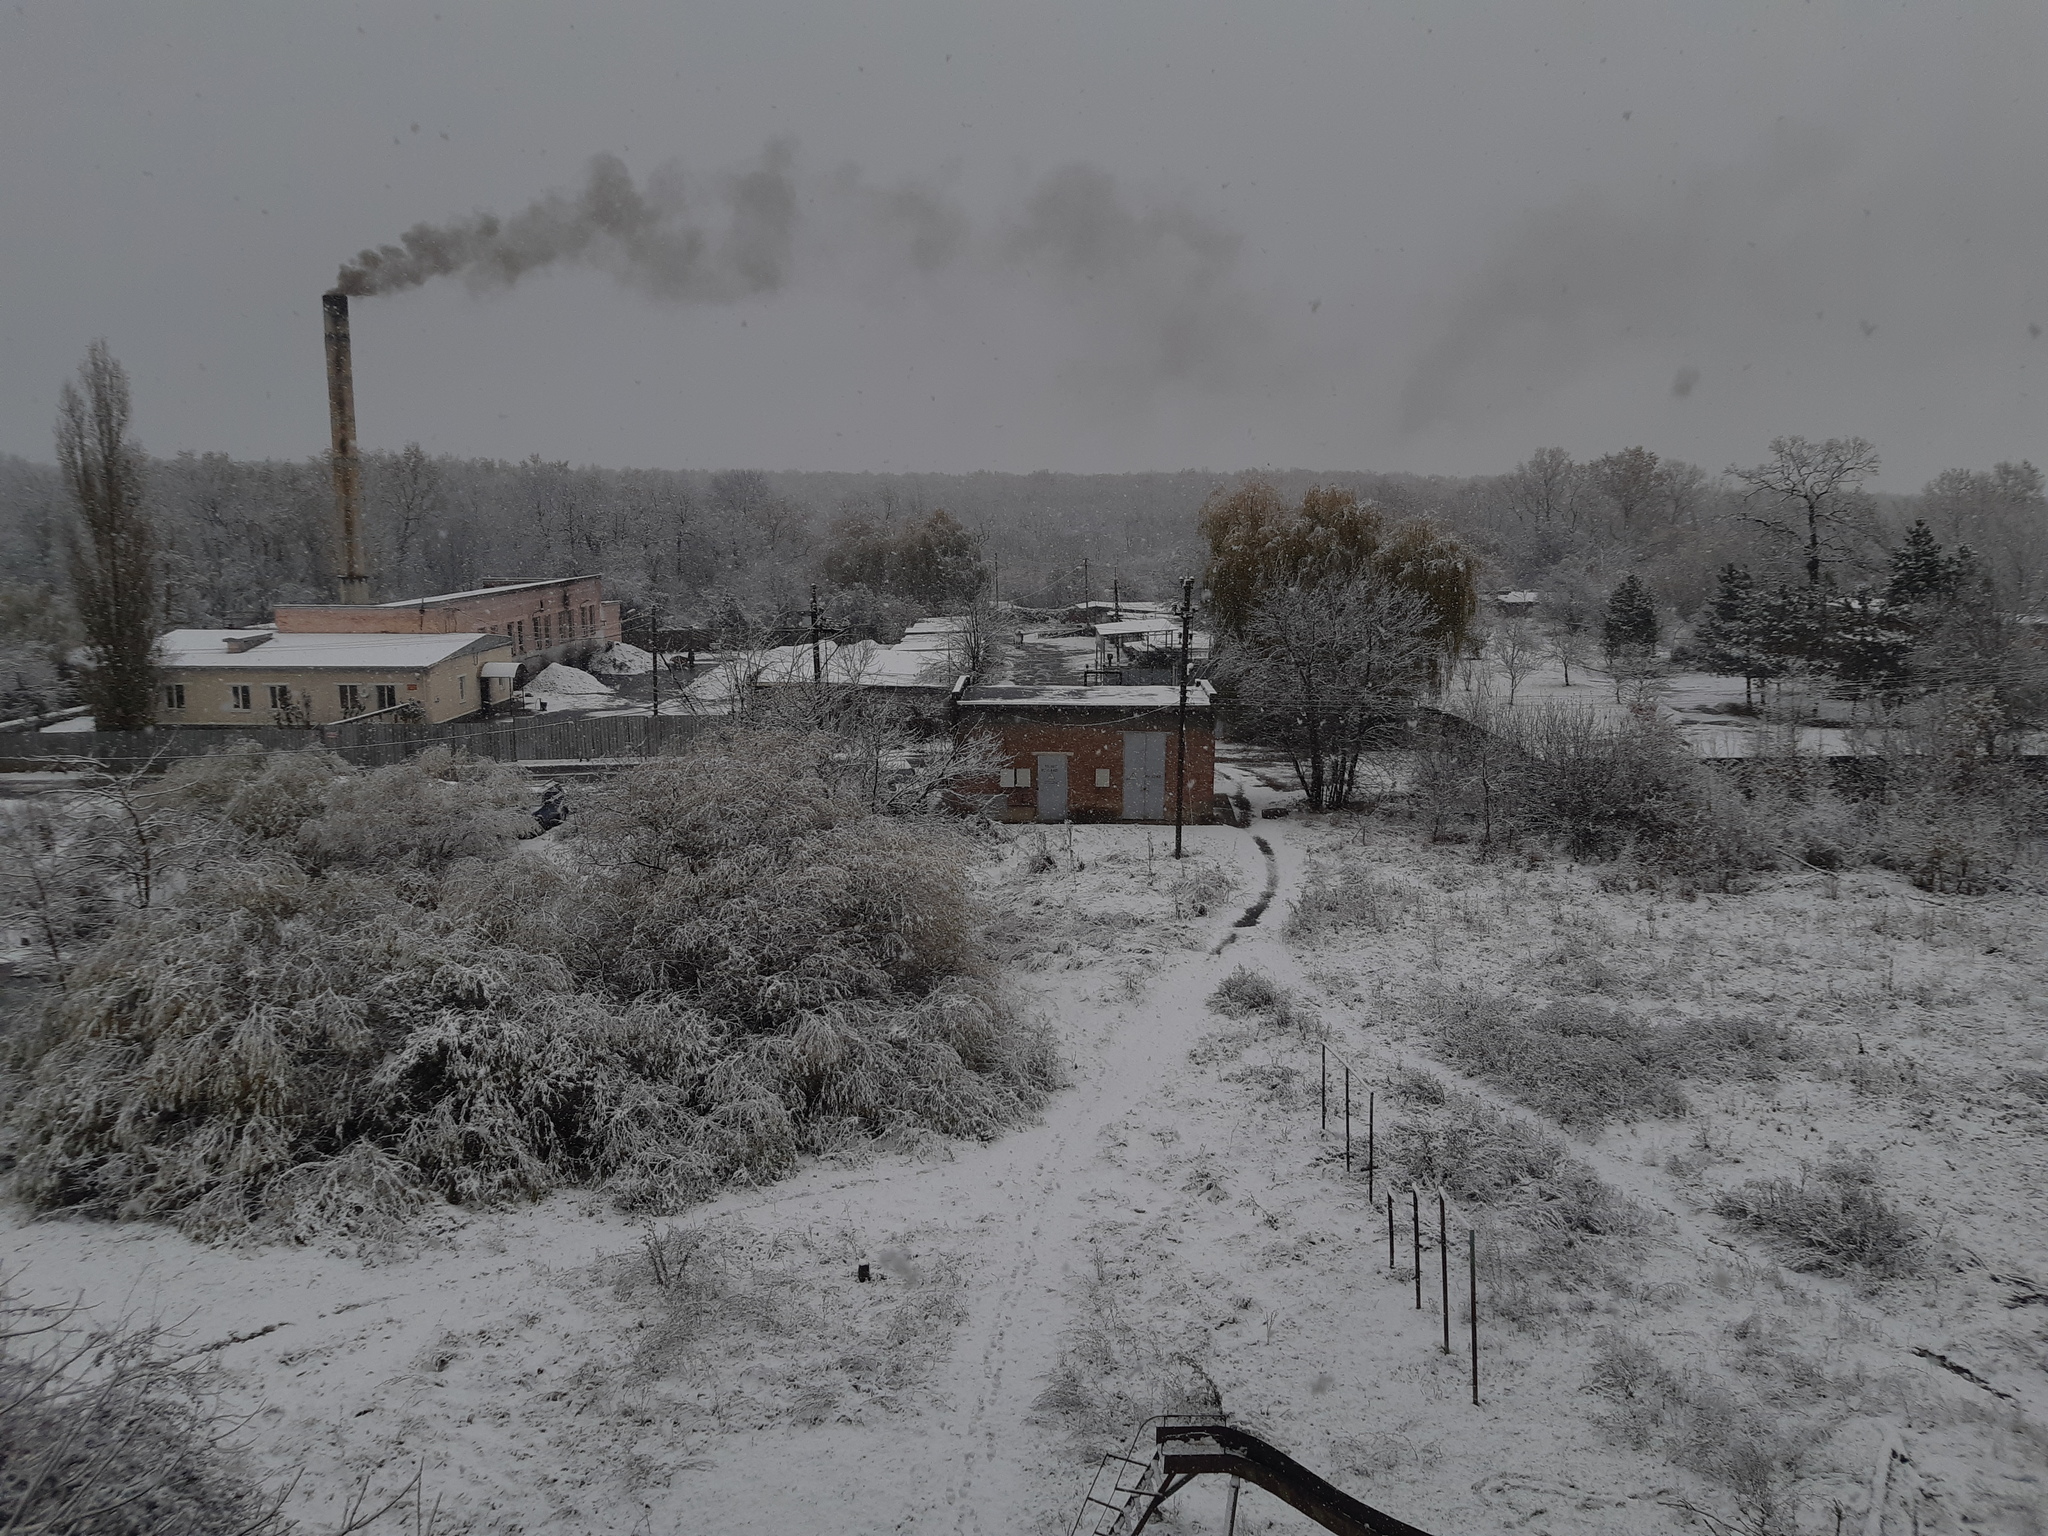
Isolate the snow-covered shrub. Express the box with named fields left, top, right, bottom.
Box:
left=1395, top=1091, right=1646, bottom=1319
left=1206, top=966, right=1285, bottom=1018
left=1859, top=772, right=2045, bottom=893
left=1426, top=990, right=1690, bottom=1128
left=1166, top=858, right=1233, bottom=919
left=6, top=732, right=1054, bottom=1234
left=0, top=1281, right=286, bottom=1535
left=1662, top=1015, right=1807, bottom=1084
left=1284, top=864, right=1416, bottom=939
left=1711, top=1153, right=1923, bottom=1278
left=1391, top=1091, right=1575, bottom=1206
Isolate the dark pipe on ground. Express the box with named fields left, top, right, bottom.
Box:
left=322, top=291, right=371, bottom=604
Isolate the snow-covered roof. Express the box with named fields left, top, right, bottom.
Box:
left=894, top=617, right=970, bottom=648
left=684, top=639, right=883, bottom=705
left=958, top=683, right=1210, bottom=710
left=860, top=618, right=975, bottom=687
left=369, top=576, right=597, bottom=607
left=158, top=629, right=509, bottom=670
left=1093, top=618, right=1181, bottom=638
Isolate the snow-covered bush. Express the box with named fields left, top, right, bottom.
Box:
left=1393, top=1090, right=1647, bottom=1320
left=1711, top=1153, right=1923, bottom=1278
left=1285, top=865, right=1416, bottom=939
left=5, top=731, right=1054, bottom=1235
left=1427, top=991, right=1690, bottom=1129
left=0, top=1281, right=286, bottom=1535
left=1406, top=699, right=2048, bottom=886
left=1206, top=966, right=1286, bottom=1018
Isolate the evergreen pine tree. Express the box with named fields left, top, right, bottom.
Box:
left=1830, top=585, right=1911, bottom=690
left=1601, top=573, right=1659, bottom=659
left=1886, top=520, right=1965, bottom=607
left=1690, top=564, right=1774, bottom=706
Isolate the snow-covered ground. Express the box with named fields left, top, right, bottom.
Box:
left=5, top=768, right=2046, bottom=1533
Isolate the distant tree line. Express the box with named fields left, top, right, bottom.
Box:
left=7, top=346, right=2048, bottom=737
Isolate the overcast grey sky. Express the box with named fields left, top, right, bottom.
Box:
left=3, top=1, right=2044, bottom=487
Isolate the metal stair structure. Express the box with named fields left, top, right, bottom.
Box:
left=1072, top=1421, right=1437, bottom=1536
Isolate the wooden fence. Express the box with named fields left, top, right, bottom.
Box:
left=0, top=712, right=705, bottom=773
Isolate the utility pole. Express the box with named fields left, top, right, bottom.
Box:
left=809, top=584, right=824, bottom=685
left=647, top=599, right=661, bottom=720
left=1173, top=576, right=1193, bottom=859
left=1082, top=557, right=1090, bottom=612
left=1112, top=579, right=1121, bottom=620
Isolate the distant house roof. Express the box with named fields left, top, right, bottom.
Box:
left=957, top=683, right=1212, bottom=711
left=157, top=629, right=509, bottom=670
left=862, top=615, right=974, bottom=688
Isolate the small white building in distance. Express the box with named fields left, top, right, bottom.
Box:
left=154, top=628, right=512, bottom=727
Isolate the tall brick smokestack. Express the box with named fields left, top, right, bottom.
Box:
left=322, top=291, right=371, bottom=603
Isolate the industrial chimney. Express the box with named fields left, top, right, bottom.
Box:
left=321, top=292, right=371, bottom=604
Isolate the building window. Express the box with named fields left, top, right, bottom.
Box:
left=268, top=685, right=293, bottom=711
left=1095, top=768, right=1112, bottom=787
left=163, top=684, right=186, bottom=710
left=998, top=767, right=1032, bottom=788
left=338, top=684, right=362, bottom=715
left=229, top=685, right=251, bottom=711
left=457, top=674, right=467, bottom=700
left=374, top=684, right=398, bottom=710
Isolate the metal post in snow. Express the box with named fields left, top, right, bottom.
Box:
left=647, top=601, right=661, bottom=721
left=1386, top=1194, right=1395, bottom=1271
left=1225, top=1475, right=1241, bottom=1536
left=1367, top=1093, right=1376, bottom=1204
left=1320, top=1043, right=1327, bottom=1131
left=1469, top=1228, right=1480, bottom=1406
left=1412, top=1190, right=1423, bottom=1309
left=1343, top=1067, right=1351, bottom=1172
left=1439, top=1195, right=1451, bottom=1354
left=809, top=585, right=824, bottom=686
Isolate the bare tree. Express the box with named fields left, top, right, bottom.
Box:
left=370, top=441, right=443, bottom=574
left=1728, top=435, right=1880, bottom=588
left=1589, top=446, right=1664, bottom=534
left=1539, top=576, right=1599, bottom=687
left=1502, top=447, right=1589, bottom=530
left=0, top=801, right=110, bottom=971
left=56, top=341, right=157, bottom=730
left=1219, top=578, right=1438, bottom=811
left=1489, top=615, right=1544, bottom=704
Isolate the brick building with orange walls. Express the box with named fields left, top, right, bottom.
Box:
left=274, top=576, right=619, bottom=660
left=952, top=682, right=1216, bottom=824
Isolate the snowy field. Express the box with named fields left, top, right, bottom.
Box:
left=5, top=769, right=2047, bottom=1533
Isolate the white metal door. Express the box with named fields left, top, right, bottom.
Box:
left=1035, top=753, right=1069, bottom=821
left=1122, top=732, right=1167, bottom=820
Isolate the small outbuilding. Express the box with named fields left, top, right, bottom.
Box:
left=952, top=682, right=1215, bottom=823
